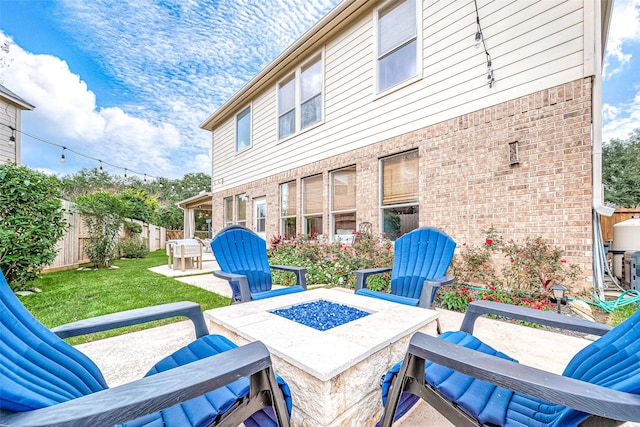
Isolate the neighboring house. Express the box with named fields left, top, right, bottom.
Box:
left=0, top=83, right=35, bottom=164
left=196, top=0, right=613, bottom=290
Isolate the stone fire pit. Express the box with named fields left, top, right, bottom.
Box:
left=204, top=288, right=439, bottom=426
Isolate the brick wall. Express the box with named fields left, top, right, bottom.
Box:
left=211, top=77, right=594, bottom=289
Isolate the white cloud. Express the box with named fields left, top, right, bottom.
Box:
left=0, top=0, right=341, bottom=178
left=604, top=0, right=640, bottom=79
left=602, top=103, right=620, bottom=121
left=602, top=91, right=640, bottom=142
left=0, top=32, right=186, bottom=177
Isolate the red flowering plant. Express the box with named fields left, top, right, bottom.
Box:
left=444, top=228, right=580, bottom=312
left=268, top=230, right=394, bottom=288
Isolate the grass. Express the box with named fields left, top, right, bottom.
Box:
left=610, top=303, right=639, bottom=327
left=20, top=250, right=230, bottom=344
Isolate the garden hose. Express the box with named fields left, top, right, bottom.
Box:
left=570, top=289, right=640, bottom=313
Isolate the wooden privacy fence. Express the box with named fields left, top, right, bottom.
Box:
left=43, top=200, right=166, bottom=273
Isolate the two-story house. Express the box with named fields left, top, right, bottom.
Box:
left=193, top=0, right=613, bottom=290
left=0, top=83, right=35, bottom=165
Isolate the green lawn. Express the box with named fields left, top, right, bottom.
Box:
left=20, top=250, right=230, bottom=344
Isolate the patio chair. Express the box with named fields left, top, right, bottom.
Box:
left=0, top=270, right=292, bottom=427
left=379, top=300, right=640, bottom=427
left=354, top=227, right=455, bottom=332
left=211, top=225, right=307, bottom=303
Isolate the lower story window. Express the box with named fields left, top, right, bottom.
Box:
left=280, top=181, right=297, bottom=239
left=236, top=194, right=247, bottom=228
left=380, top=151, right=419, bottom=240
left=303, top=174, right=323, bottom=237
left=223, top=197, right=233, bottom=228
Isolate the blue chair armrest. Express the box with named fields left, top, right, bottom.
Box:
left=419, top=274, right=455, bottom=308
left=271, top=265, right=307, bottom=290
left=51, top=301, right=209, bottom=339
left=213, top=270, right=252, bottom=302
left=354, top=267, right=392, bottom=291
left=0, top=341, right=291, bottom=427
left=380, top=332, right=640, bottom=426
left=460, top=300, right=613, bottom=336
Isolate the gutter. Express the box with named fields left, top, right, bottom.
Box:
left=592, top=0, right=614, bottom=217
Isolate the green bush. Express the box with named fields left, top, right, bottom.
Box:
left=451, top=228, right=580, bottom=296
left=268, top=232, right=394, bottom=288
left=123, top=220, right=143, bottom=236
left=118, top=237, right=149, bottom=259
left=75, top=192, right=132, bottom=268
left=0, top=163, right=69, bottom=290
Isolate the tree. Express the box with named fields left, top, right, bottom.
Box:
left=603, top=128, right=640, bottom=207
left=74, top=192, right=133, bottom=268
left=118, top=188, right=159, bottom=224
left=0, top=163, right=69, bottom=290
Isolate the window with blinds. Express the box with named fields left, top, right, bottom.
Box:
left=223, top=197, right=233, bottom=227
left=331, top=166, right=356, bottom=240
left=303, top=175, right=323, bottom=236
left=236, top=194, right=247, bottom=227
left=280, top=181, right=297, bottom=238
left=381, top=151, right=419, bottom=240
left=381, top=150, right=418, bottom=205
left=277, top=55, right=323, bottom=140
left=377, top=0, right=417, bottom=92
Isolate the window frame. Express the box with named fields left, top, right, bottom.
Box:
left=235, top=193, right=248, bottom=228
left=280, top=181, right=297, bottom=239
left=235, top=106, right=252, bottom=152
left=375, top=0, right=421, bottom=94
left=223, top=196, right=233, bottom=228
left=379, top=151, right=419, bottom=240
left=330, top=166, right=357, bottom=243
left=276, top=53, right=324, bottom=141
left=302, top=174, right=324, bottom=237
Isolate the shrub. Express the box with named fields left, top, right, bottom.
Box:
left=75, top=192, right=132, bottom=268
left=118, top=237, right=149, bottom=259
left=268, top=232, right=394, bottom=288
left=452, top=228, right=580, bottom=296
left=123, top=220, right=143, bottom=236
left=0, top=163, right=69, bottom=290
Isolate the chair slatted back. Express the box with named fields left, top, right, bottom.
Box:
left=390, top=228, right=456, bottom=299
left=212, top=226, right=273, bottom=294
left=0, top=271, right=107, bottom=412
left=552, top=307, right=640, bottom=425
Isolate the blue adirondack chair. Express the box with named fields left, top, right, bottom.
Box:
left=0, top=270, right=292, bottom=427
left=211, top=225, right=307, bottom=303
left=354, top=227, right=456, bottom=320
left=379, top=300, right=640, bottom=426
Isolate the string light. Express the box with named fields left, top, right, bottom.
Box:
left=0, top=122, right=162, bottom=181
left=473, top=0, right=495, bottom=88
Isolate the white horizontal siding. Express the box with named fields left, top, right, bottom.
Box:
left=212, top=0, right=591, bottom=190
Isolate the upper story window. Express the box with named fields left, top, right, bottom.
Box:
left=236, top=106, right=251, bottom=152
left=278, top=55, right=323, bottom=140
left=377, top=0, right=417, bottom=92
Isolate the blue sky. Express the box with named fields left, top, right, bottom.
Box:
left=0, top=0, right=639, bottom=180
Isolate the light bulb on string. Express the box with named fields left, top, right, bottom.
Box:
left=60, top=147, right=66, bottom=163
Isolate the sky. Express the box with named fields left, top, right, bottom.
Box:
left=0, top=0, right=341, bottom=179
left=0, top=0, right=639, bottom=181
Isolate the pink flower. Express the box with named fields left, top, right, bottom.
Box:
left=485, top=239, right=493, bottom=245
left=561, top=259, right=567, bottom=263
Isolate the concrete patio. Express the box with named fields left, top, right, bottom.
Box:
left=74, top=257, right=624, bottom=426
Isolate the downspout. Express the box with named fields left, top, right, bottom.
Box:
left=592, top=0, right=615, bottom=299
